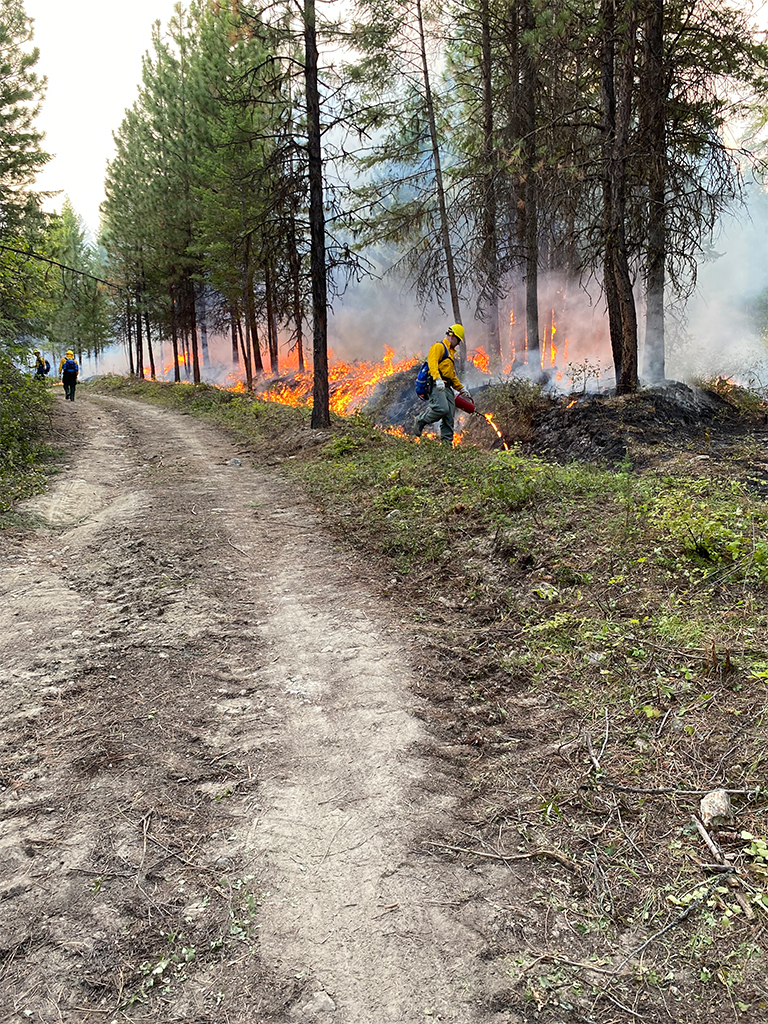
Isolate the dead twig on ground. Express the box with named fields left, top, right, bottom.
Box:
left=514, top=952, right=625, bottom=979
left=598, top=707, right=610, bottom=761
left=585, top=733, right=602, bottom=773
left=422, top=840, right=579, bottom=873
left=692, top=814, right=724, bottom=862
left=586, top=781, right=762, bottom=798
left=608, top=877, right=721, bottom=979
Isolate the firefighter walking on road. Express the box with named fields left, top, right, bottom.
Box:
left=59, top=350, right=79, bottom=401
left=414, top=324, right=472, bottom=445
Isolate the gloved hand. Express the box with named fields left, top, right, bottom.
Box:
left=434, top=378, right=446, bottom=390
left=459, top=387, right=472, bottom=399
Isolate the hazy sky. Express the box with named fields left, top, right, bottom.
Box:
left=25, top=0, right=179, bottom=236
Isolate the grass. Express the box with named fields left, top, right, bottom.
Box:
left=56, top=376, right=768, bottom=1018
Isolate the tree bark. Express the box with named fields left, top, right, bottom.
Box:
left=479, top=0, right=502, bottom=372
left=520, top=0, right=540, bottom=368
left=230, top=305, right=240, bottom=366
left=265, top=264, right=279, bottom=374
left=188, top=277, right=201, bottom=384
left=642, top=0, right=666, bottom=383
left=289, top=216, right=305, bottom=373
left=601, top=0, right=638, bottom=394
left=416, top=0, right=464, bottom=368
left=126, top=296, right=135, bottom=377
left=243, top=241, right=264, bottom=375
left=144, top=310, right=156, bottom=380
left=238, top=312, right=253, bottom=391
left=135, top=288, right=144, bottom=380
left=305, top=0, right=330, bottom=428
left=199, top=287, right=209, bottom=369
left=170, top=287, right=181, bottom=383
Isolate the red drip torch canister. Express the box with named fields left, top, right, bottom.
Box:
left=455, top=394, right=475, bottom=414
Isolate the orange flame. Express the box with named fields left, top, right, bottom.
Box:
left=483, top=413, right=509, bottom=450
left=471, top=347, right=490, bottom=373
left=253, top=347, right=420, bottom=416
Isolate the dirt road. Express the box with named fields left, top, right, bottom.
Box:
left=0, top=392, right=519, bottom=1023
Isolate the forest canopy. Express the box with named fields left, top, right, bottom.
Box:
left=3, top=0, right=768, bottom=406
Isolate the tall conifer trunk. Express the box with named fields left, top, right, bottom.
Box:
left=601, top=0, right=639, bottom=393
left=199, top=288, right=209, bottom=368
left=415, top=0, right=464, bottom=367
left=230, top=306, right=240, bottom=367
left=480, top=0, right=501, bottom=371
left=135, top=288, right=144, bottom=380
left=305, top=0, right=330, bottom=428
left=520, top=0, right=540, bottom=367
left=265, top=264, right=279, bottom=374
left=289, top=215, right=305, bottom=373
left=170, top=287, right=181, bottom=383
left=244, top=240, right=263, bottom=374
left=126, top=296, right=135, bottom=376
left=144, top=310, right=156, bottom=380
left=642, top=0, right=666, bottom=382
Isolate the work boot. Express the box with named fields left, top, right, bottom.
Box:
left=412, top=415, right=424, bottom=436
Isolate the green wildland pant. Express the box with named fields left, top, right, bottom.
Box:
left=416, top=385, right=456, bottom=444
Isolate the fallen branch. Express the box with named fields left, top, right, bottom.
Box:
left=522, top=952, right=624, bottom=978
left=692, top=814, right=724, bottom=863
left=584, top=781, right=762, bottom=798
left=692, top=817, right=756, bottom=922
left=422, top=840, right=578, bottom=873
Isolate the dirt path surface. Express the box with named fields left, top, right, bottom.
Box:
left=1, top=394, right=519, bottom=1023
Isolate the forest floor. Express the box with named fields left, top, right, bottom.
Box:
left=0, top=388, right=538, bottom=1024
left=1, top=380, right=768, bottom=1024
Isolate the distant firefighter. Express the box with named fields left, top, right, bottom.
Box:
left=59, top=350, right=79, bottom=401
left=32, top=349, right=49, bottom=378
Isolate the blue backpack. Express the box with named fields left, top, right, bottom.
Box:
left=415, top=342, right=448, bottom=400
left=63, top=358, right=78, bottom=373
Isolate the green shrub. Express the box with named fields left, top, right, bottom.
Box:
left=0, top=354, right=54, bottom=511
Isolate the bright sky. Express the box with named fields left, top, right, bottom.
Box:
left=25, top=0, right=179, bottom=237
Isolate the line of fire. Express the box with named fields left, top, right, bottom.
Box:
left=134, top=304, right=599, bottom=450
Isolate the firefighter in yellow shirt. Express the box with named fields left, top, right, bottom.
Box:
left=414, top=324, right=471, bottom=444
left=59, top=350, right=79, bottom=401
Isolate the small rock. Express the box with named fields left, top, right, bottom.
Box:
left=296, top=990, right=336, bottom=1018
left=700, top=788, right=733, bottom=826
left=230, top=458, right=242, bottom=466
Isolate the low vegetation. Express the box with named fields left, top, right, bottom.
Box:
left=30, top=375, right=768, bottom=1018
left=0, top=356, right=56, bottom=514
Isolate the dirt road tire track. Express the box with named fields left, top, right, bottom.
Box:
left=0, top=393, right=519, bottom=1023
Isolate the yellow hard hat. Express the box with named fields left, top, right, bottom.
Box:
left=447, top=324, right=465, bottom=342
left=33, top=349, right=40, bottom=355
left=66, top=350, right=74, bottom=357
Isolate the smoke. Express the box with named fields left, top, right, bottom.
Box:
left=81, top=201, right=768, bottom=398
left=671, top=184, right=768, bottom=386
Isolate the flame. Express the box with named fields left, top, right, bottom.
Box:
left=550, top=314, right=557, bottom=368
left=483, top=413, right=509, bottom=450
left=471, top=347, right=490, bottom=373
left=254, top=346, right=420, bottom=415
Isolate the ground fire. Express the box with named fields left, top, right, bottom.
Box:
left=143, top=308, right=599, bottom=449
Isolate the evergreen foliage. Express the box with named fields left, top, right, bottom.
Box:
left=86, top=0, right=768, bottom=396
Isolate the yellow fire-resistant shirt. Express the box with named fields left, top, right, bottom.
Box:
left=59, top=355, right=79, bottom=375
left=427, top=341, right=463, bottom=392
